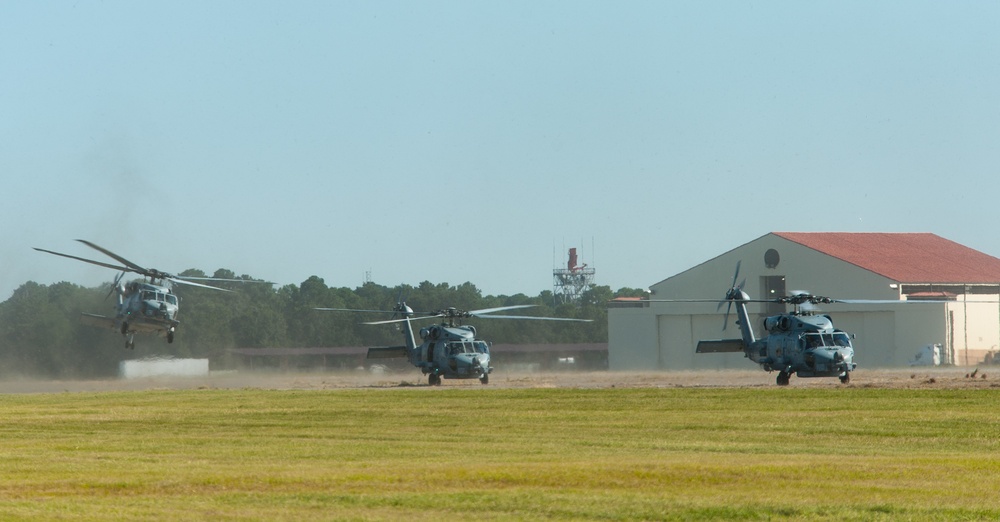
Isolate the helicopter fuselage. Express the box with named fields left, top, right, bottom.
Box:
left=697, top=284, right=857, bottom=385
left=412, top=324, right=492, bottom=384
left=35, top=239, right=263, bottom=350
left=364, top=304, right=494, bottom=385
left=118, top=282, right=179, bottom=326
left=355, top=301, right=589, bottom=386
left=749, top=313, right=856, bottom=379
left=103, top=281, right=181, bottom=348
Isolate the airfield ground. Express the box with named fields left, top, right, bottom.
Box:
left=0, top=366, right=996, bottom=393
left=3, top=367, right=999, bottom=520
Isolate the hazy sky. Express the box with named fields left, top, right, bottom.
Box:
left=2, top=1, right=998, bottom=300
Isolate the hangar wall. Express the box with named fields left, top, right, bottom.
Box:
left=607, top=307, right=658, bottom=370
left=648, top=235, right=902, bottom=302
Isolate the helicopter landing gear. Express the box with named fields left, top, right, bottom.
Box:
left=167, top=329, right=175, bottom=344
left=125, top=333, right=135, bottom=350
left=776, top=371, right=791, bottom=386
left=121, top=321, right=129, bottom=335
left=480, top=373, right=489, bottom=385
left=840, top=372, right=851, bottom=384
left=428, top=373, right=442, bottom=386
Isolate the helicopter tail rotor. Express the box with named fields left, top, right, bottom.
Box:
left=390, top=287, right=408, bottom=322
left=106, top=271, right=126, bottom=301
left=719, top=261, right=746, bottom=330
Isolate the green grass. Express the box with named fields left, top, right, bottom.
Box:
left=0, top=386, right=998, bottom=520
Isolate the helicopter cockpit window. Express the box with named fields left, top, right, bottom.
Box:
left=447, top=342, right=480, bottom=355
left=803, top=333, right=847, bottom=348
left=803, top=334, right=821, bottom=348
left=473, top=341, right=489, bottom=354
left=165, top=294, right=177, bottom=305
left=141, top=291, right=156, bottom=301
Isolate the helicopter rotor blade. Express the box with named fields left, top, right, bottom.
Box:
left=472, top=314, right=592, bottom=322
left=315, top=307, right=406, bottom=314
left=835, top=298, right=963, bottom=304
left=174, top=275, right=274, bottom=287
left=166, top=277, right=232, bottom=292
left=75, top=239, right=149, bottom=274
left=363, top=315, right=442, bottom=325
left=391, top=288, right=404, bottom=321
left=177, top=276, right=258, bottom=282
left=326, top=303, right=584, bottom=325
left=33, top=247, right=137, bottom=274
left=721, top=301, right=733, bottom=331
left=314, top=305, right=439, bottom=319
left=468, top=305, right=538, bottom=315
left=719, top=261, right=743, bottom=330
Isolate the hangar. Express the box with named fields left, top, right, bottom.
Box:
left=609, top=232, right=1000, bottom=371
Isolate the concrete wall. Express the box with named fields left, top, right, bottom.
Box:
left=607, top=307, right=658, bottom=370
left=945, top=299, right=1000, bottom=366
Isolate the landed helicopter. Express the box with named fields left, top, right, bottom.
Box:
left=34, top=239, right=268, bottom=349
left=661, top=262, right=857, bottom=386
left=316, top=302, right=591, bottom=385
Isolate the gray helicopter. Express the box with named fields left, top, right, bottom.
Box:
left=671, top=262, right=857, bottom=386
left=34, top=239, right=266, bottom=349
left=317, top=302, right=591, bottom=385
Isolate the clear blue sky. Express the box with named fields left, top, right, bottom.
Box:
left=2, top=1, right=998, bottom=300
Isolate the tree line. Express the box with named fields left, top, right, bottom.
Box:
left=0, top=269, right=644, bottom=379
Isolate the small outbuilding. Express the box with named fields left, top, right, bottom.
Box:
left=609, top=232, right=1000, bottom=370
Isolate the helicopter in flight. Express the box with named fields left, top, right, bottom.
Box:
left=667, top=262, right=857, bottom=386
left=34, top=239, right=267, bottom=349
left=316, top=302, right=591, bottom=385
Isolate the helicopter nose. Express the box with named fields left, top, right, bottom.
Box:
left=828, top=348, right=854, bottom=371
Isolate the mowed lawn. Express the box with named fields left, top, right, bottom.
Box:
left=0, top=385, right=998, bottom=520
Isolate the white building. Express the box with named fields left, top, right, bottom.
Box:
left=609, top=232, right=1000, bottom=370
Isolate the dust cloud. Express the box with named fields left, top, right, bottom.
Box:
left=0, top=368, right=995, bottom=394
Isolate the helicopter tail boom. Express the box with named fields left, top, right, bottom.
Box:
left=367, top=346, right=408, bottom=359
left=696, top=339, right=746, bottom=353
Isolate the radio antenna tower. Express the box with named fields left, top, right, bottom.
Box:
left=553, top=247, right=595, bottom=304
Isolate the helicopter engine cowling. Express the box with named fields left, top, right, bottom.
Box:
left=763, top=315, right=791, bottom=332
left=420, top=326, right=442, bottom=340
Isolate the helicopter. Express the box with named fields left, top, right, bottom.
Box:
left=664, top=262, right=857, bottom=386
left=316, top=302, right=591, bottom=385
left=34, top=239, right=268, bottom=349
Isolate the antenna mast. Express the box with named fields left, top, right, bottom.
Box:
left=553, top=247, right=596, bottom=305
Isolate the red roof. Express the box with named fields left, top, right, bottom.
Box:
left=773, top=232, right=1000, bottom=284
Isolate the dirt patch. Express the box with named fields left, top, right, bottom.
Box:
left=0, top=367, right=997, bottom=394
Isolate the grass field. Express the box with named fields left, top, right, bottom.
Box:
left=1, top=384, right=999, bottom=520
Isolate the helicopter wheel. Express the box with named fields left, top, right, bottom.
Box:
left=776, top=372, right=790, bottom=386
left=121, top=322, right=129, bottom=335
left=480, top=373, right=489, bottom=385
left=428, top=374, right=441, bottom=386
left=167, top=331, right=174, bottom=344
left=840, top=372, right=851, bottom=384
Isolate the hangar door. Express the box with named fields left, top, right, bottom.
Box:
left=832, top=312, right=896, bottom=368
left=658, top=314, right=747, bottom=371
